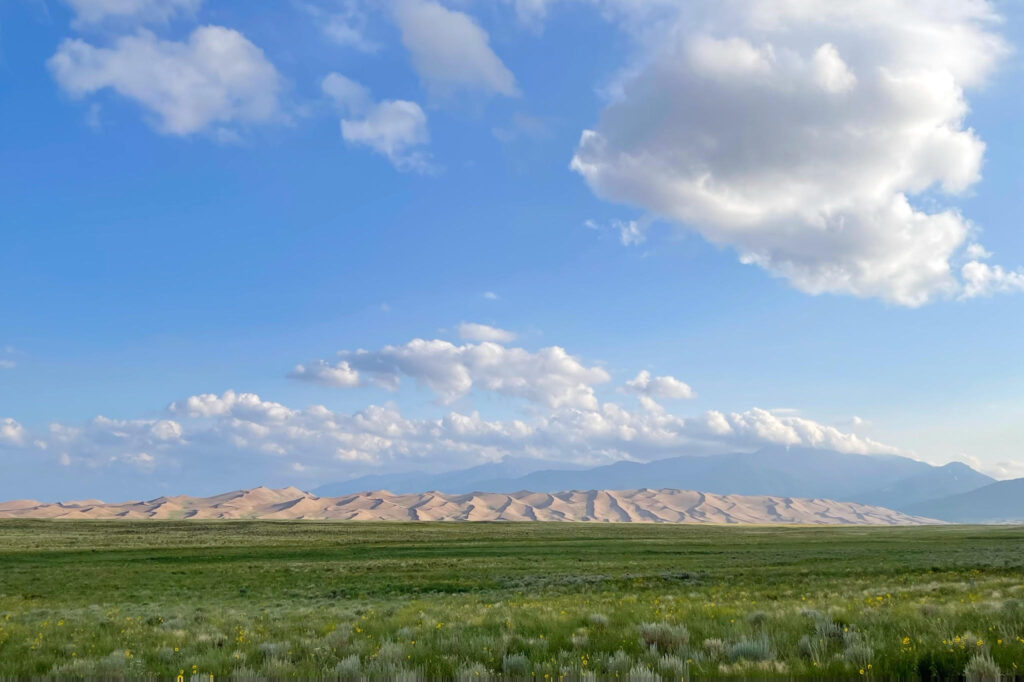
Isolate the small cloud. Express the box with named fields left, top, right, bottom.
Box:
left=482, top=291, right=499, bottom=300
left=0, top=360, right=15, bottom=370
left=965, top=243, right=992, bottom=260
left=323, top=73, right=432, bottom=173
left=960, top=259, right=1024, bottom=299
left=847, top=416, right=869, bottom=428
left=393, top=0, right=519, bottom=98
left=622, top=370, right=696, bottom=400
left=584, top=217, right=650, bottom=246
left=289, top=360, right=361, bottom=388
left=0, top=418, right=26, bottom=445
left=111, top=451, right=156, bottom=471
left=63, top=0, right=201, bottom=25
left=457, top=322, right=516, bottom=343
left=300, top=1, right=379, bottom=52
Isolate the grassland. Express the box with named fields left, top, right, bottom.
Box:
left=0, top=521, right=1022, bottom=679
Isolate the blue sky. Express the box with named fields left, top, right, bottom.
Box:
left=1, top=0, right=1023, bottom=500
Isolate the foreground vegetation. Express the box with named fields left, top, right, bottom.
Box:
left=0, top=521, right=1023, bottom=679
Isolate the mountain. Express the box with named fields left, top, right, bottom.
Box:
left=851, top=462, right=994, bottom=510
left=904, top=478, right=1024, bottom=523
left=313, top=457, right=587, bottom=497
left=0, top=486, right=941, bottom=525
left=314, top=448, right=993, bottom=511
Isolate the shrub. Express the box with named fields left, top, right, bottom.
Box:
left=376, top=640, right=405, bottom=664
left=964, top=653, right=1002, bottom=682
left=456, top=662, right=492, bottom=681
left=256, top=641, right=289, bottom=661
left=50, top=652, right=142, bottom=680
left=366, top=658, right=417, bottom=680
left=814, top=618, right=843, bottom=640
left=50, top=658, right=103, bottom=678
left=605, top=650, right=633, bottom=675
left=323, top=627, right=350, bottom=653
left=334, top=654, right=362, bottom=680
left=638, top=622, right=690, bottom=652
left=843, top=642, right=873, bottom=668
left=703, top=637, right=726, bottom=660
left=657, top=654, right=687, bottom=679
left=261, top=657, right=295, bottom=677
left=588, top=613, right=609, bottom=628
left=627, top=665, right=660, bottom=681
left=729, top=637, right=774, bottom=662
left=746, top=611, right=769, bottom=628
left=502, top=653, right=530, bottom=677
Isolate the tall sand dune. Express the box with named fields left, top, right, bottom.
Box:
left=0, top=487, right=941, bottom=525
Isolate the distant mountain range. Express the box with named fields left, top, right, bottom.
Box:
left=905, top=478, right=1024, bottom=523
left=0, top=486, right=940, bottom=525
left=313, top=457, right=588, bottom=498
left=7, top=448, right=1011, bottom=524
left=315, top=446, right=996, bottom=517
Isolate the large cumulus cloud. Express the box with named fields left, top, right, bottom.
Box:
left=571, top=0, right=1018, bottom=305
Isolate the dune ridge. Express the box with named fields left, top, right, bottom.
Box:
left=0, top=487, right=940, bottom=524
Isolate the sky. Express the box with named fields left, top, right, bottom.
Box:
left=1, top=0, right=1023, bottom=501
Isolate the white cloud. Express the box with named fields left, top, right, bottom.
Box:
left=483, top=291, right=499, bottom=300
left=337, top=338, right=611, bottom=409
left=114, top=451, right=157, bottom=471
left=457, top=322, right=517, bottom=343
left=341, top=101, right=429, bottom=170
left=960, top=260, right=1024, bottom=299
left=62, top=0, right=201, bottom=25
left=6, top=393, right=898, bottom=478
left=965, top=243, right=993, bottom=260
left=289, top=360, right=361, bottom=387
left=505, top=0, right=549, bottom=27
left=0, top=360, right=14, bottom=370
left=168, top=389, right=294, bottom=422
left=697, top=408, right=896, bottom=455
left=570, top=0, right=1015, bottom=306
left=623, top=370, right=695, bottom=400
left=49, top=26, right=284, bottom=137
left=303, top=0, right=379, bottom=53
left=393, top=0, right=518, bottom=97
left=322, top=73, right=431, bottom=172
left=1, top=419, right=26, bottom=445
left=584, top=218, right=649, bottom=246
left=322, top=72, right=372, bottom=113
left=0, top=332, right=906, bottom=481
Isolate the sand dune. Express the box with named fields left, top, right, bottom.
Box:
left=0, top=486, right=940, bottom=524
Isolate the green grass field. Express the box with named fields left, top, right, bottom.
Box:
left=1, top=521, right=1023, bottom=679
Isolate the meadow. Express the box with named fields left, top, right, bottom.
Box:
left=0, top=521, right=1022, bottom=679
